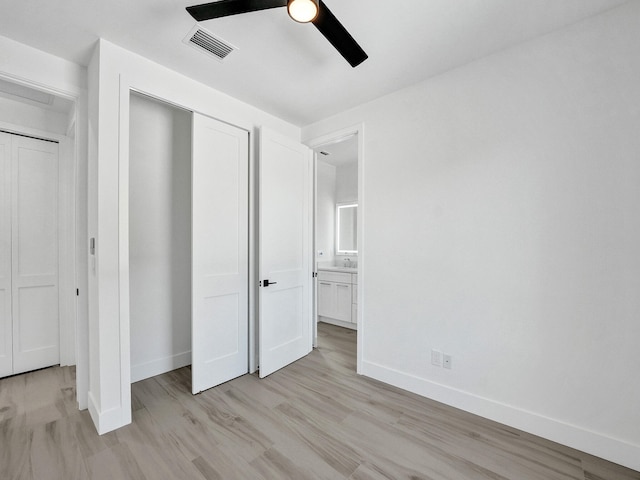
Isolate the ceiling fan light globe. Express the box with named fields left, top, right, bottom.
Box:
left=287, top=0, right=319, bottom=23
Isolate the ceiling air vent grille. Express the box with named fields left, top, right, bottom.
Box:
left=183, top=25, right=237, bottom=62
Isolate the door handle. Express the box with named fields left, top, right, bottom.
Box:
left=263, top=279, right=278, bottom=287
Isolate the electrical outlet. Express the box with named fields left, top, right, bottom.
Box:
left=431, top=349, right=443, bottom=367
left=443, top=354, right=452, bottom=369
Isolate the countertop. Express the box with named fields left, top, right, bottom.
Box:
left=317, top=266, right=358, bottom=274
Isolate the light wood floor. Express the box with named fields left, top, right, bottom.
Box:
left=1, top=323, right=638, bottom=479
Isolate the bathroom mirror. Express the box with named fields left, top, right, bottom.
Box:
left=336, top=203, right=357, bottom=255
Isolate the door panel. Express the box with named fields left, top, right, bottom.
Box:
left=317, top=281, right=333, bottom=317
left=191, top=113, right=249, bottom=394
left=0, top=133, right=11, bottom=377
left=335, top=283, right=352, bottom=322
left=259, top=127, right=312, bottom=378
left=11, top=135, right=59, bottom=375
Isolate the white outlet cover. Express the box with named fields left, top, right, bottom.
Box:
left=431, top=350, right=443, bottom=367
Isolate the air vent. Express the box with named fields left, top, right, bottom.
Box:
left=183, top=25, right=237, bottom=62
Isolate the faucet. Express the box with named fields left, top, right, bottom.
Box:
left=344, top=258, right=351, bottom=268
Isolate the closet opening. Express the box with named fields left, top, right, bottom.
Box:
left=0, top=77, right=80, bottom=406
left=128, top=92, right=193, bottom=387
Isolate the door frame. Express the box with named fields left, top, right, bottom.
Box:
left=0, top=120, right=77, bottom=375
left=306, top=124, right=365, bottom=374
left=117, top=75, right=257, bottom=424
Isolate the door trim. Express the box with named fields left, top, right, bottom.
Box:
left=305, top=124, right=365, bottom=374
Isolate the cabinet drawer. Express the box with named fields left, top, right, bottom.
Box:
left=318, top=271, right=351, bottom=283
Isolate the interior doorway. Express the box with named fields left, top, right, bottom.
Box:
left=308, top=126, right=364, bottom=373
left=0, top=77, right=79, bottom=399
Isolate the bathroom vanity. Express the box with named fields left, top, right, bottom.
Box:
left=317, top=266, right=358, bottom=330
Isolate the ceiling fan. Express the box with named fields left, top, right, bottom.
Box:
left=186, top=0, right=368, bottom=67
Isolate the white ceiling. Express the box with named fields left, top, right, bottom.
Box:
left=314, top=134, right=357, bottom=168
left=0, top=0, right=629, bottom=126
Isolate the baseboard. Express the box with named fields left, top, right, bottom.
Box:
left=130, top=351, right=191, bottom=383
left=87, top=391, right=131, bottom=435
left=361, top=360, right=640, bottom=472
left=319, top=317, right=357, bottom=330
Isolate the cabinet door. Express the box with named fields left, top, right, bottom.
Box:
left=317, top=281, right=335, bottom=318
left=335, top=283, right=352, bottom=322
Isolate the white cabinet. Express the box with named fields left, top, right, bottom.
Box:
left=317, top=270, right=357, bottom=329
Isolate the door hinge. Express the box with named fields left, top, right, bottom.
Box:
left=76, top=288, right=79, bottom=296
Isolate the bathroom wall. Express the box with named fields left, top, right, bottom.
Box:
left=335, top=161, right=358, bottom=266
left=316, top=159, right=336, bottom=264
left=316, top=157, right=359, bottom=267
left=335, top=161, right=358, bottom=204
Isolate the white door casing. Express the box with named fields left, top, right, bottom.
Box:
left=11, top=135, right=59, bottom=375
left=258, top=127, right=313, bottom=378
left=191, top=113, right=249, bottom=394
left=0, top=132, right=12, bottom=377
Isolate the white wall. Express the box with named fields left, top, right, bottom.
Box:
left=129, top=93, right=191, bottom=383
left=316, top=160, right=336, bottom=263
left=88, top=38, right=301, bottom=434
left=303, top=2, right=640, bottom=471
left=0, top=97, right=70, bottom=135
left=0, top=34, right=89, bottom=410
left=335, top=162, right=358, bottom=204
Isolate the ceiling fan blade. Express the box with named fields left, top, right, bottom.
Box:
left=187, top=0, right=287, bottom=22
left=311, top=0, right=368, bottom=67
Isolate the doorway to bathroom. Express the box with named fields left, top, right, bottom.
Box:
left=308, top=126, right=364, bottom=373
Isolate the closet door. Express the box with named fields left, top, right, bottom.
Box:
left=191, top=113, right=248, bottom=394
left=11, top=135, right=59, bottom=375
left=0, top=132, right=12, bottom=378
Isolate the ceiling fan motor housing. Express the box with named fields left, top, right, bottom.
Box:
left=287, top=0, right=319, bottom=23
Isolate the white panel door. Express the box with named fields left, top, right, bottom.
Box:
left=11, top=135, right=59, bottom=375
left=191, top=113, right=249, bottom=394
left=259, top=127, right=312, bottom=378
left=0, top=133, right=12, bottom=377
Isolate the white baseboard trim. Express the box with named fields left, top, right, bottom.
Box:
left=87, top=391, right=131, bottom=435
left=361, top=360, right=640, bottom=472
left=319, top=317, right=357, bottom=330
left=131, top=351, right=191, bottom=383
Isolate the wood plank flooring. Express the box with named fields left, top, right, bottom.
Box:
left=1, top=323, right=638, bottom=479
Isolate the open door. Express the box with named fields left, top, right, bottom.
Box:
left=258, top=127, right=313, bottom=378
left=191, top=113, right=249, bottom=394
